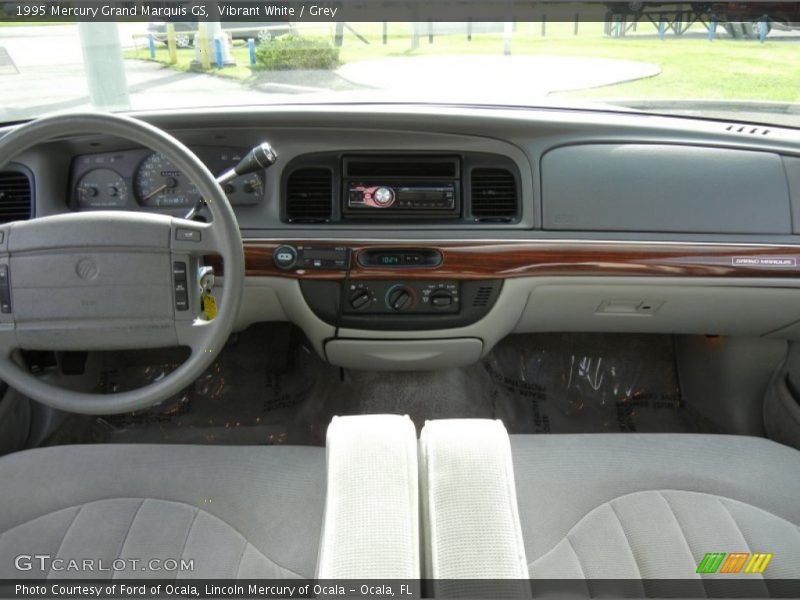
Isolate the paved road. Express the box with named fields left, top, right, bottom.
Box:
left=338, top=55, right=661, bottom=102
left=0, top=23, right=271, bottom=120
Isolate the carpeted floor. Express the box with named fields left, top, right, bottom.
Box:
left=46, top=326, right=715, bottom=447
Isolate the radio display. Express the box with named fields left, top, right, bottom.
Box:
left=398, top=186, right=453, bottom=201
left=378, top=254, right=402, bottom=266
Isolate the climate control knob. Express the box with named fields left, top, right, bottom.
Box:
left=349, top=289, right=372, bottom=310
left=430, top=290, right=454, bottom=309
left=386, top=285, right=415, bottom=311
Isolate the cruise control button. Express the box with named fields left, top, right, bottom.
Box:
left=175, top=290, right=189, bottom=311
left=176, top=228, right=201, bottom=242
left=173, top=261, right=187, bottom=276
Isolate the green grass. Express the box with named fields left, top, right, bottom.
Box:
left=124, top=22, right=800, bottom=103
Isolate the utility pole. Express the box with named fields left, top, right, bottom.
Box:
left=77, top=22, right=131, bottom=111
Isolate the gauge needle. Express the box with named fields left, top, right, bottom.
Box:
left=142, top=183, right=167, bottom=201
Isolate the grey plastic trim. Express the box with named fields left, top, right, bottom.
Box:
left=228, top=276, right=800, bottom=370
left=515, top=277, right=800, bottom=339
left=325, top=338, right=483, bottom=371
left=542, top=144, right=791, bottom=234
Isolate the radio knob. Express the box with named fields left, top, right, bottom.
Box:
left=349, top=289, right=372, bottom=311
left=273, top=245, right=298, bottom=270
left=387, top=285, right=414, bottom=311
left=373, top=186, right=395, bottom=207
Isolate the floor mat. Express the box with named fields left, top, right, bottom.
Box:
left=47, top=329, right=715, bottom=447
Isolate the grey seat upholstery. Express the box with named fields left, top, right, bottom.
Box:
left=0, top=444, right=325, bottom=579
left=511, top=434, right=800, bottom=591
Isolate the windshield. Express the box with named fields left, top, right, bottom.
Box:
left=1, top=3, right=799, bottom=126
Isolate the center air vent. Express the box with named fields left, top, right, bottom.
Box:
left=470, top=168, right=518, bottom=221
left=285, top=168, right=333, bottom=223
left=0, top=170, right=32, bottom=223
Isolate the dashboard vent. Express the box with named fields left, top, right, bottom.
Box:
left=285, top=168, right=333, bottom=222
left=725, top=123, right=771, bottom=136
left=0, top=170, right=32, bottom=223
left=470, top=168, right=518, bottom=221
left=472, top=286, right=494, bottom=307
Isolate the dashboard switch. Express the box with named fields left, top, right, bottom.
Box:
left=0, top=265, right=10, bottom=314
left=349, top=289, right=372, bottom=310
left=176, top=228, right=201, bottom=242
left=430, top=291, right=454, bottom=308
left=273, top=245, right=298, bottom=270
left=173, top=261, right=189, bottom=312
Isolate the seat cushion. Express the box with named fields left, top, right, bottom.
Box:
left=511, top=434, right=800, bottom=590
left=0, top=444, right=325, bottom=579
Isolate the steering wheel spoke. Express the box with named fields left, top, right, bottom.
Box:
left=171, top=218, right=226, bottom=258
left=174, top=318, right=215, bottom=352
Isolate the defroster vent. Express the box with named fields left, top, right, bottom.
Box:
left=0, top=170, right=32, bottom=223
left=285, top=167, right=333, bottom=223
left=470, top=167, right=518, bottom=222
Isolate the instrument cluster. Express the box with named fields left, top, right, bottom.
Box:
left=71, top=146, right=264, bottom=211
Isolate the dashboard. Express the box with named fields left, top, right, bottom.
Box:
left=5, top=104, right=800, bottom=370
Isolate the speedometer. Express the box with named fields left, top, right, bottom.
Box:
left=135, top=153, right=201, bottom=208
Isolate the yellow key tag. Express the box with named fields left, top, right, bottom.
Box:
left=201, top=292, right=218, bottom=320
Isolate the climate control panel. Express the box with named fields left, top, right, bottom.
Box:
left=299, top=279, right=502, bottom=331
left=345, top=281, right=460, bottom=314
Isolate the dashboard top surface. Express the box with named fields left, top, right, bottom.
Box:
left=4, top=103, right=800, bottom=245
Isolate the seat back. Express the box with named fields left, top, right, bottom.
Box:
left=316, top=414, right=420, bottom=579
left=419, top=419, right=530, bottom=595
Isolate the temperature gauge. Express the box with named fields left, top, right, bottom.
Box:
left=77, top=169, right=128, bottom=209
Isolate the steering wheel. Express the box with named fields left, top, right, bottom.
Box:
left=0, top=113, right=244, bottom=414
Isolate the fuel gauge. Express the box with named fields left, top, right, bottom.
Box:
left=77, top=168, right=129, bottom=209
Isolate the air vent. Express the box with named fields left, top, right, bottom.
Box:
left=472, top=286, right=494, bottom=307
left=0, top=170, right=32, bottom=223
left=285, top=168, right=333, bottom=223
left=470, top=168, right=518, bottom=221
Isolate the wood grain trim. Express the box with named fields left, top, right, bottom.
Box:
left=210, top=240, right=800, bottom=280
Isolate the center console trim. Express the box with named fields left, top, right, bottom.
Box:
left=210, top=239, right=800, bottom=281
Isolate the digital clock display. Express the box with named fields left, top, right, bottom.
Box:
left=379, top=255, right=402, bottom=266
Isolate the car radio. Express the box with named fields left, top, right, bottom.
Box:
left=346, top=182, right=457, bottom=213
left=341, top=155, right=461, bottom=218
